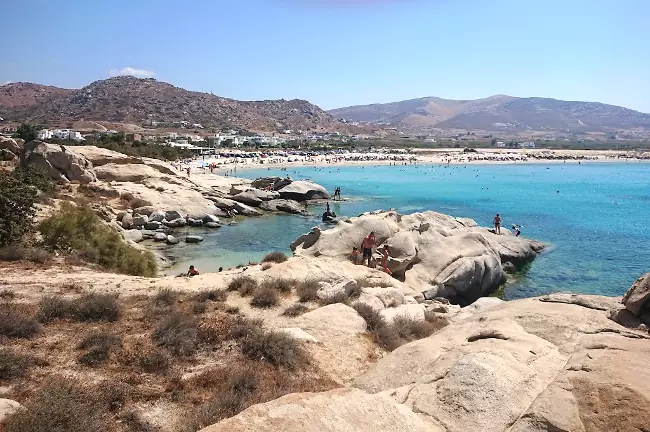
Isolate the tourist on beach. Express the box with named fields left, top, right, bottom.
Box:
left=350, top=247, right=362, bottom=265
left=361, top=231, right=376, bottom=267
left=187, top=265, right=199, bottom=277
left=381, top=245, right=392, bottom=275
left=513, top=224, right=521, bottom=237
left=186, top=167, right=191, bottom=178
left=493, top=214, right=502, bottom=235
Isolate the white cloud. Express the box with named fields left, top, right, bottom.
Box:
left=108, top=67, right=155, bottom=78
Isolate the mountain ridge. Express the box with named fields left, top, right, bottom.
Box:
left=0, top=77, right=357, bottom=133
left=329, top=95, right=650, bottom=133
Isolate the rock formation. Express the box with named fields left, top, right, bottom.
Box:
left=291, top=210, right=545, bottom=305
left=20, top=140, right=97, bottom=184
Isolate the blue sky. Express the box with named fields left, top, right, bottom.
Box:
left=1, top=0, right=649, bottom=112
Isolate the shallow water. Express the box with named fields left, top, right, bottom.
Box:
left=172, top=161, right=650, bottom=299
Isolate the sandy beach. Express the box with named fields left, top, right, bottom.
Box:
left=183, top=148, right=650, bottom=173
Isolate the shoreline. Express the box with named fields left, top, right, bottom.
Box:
left=185, top=148, right=650, bottom=171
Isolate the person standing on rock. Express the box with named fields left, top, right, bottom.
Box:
left=493, top=213, right=502, bottom=235
left=381, top=245, right=392, bottom=275
left=361, top=231, right=376, bottom=267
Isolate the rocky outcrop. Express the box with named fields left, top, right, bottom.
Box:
left=72, top=146, right=142, bottom=166
left=353, top=295, right=650, bottom=432
left=277, top=180, right=330, bottom=201
left=94, top=163, right=165, bottom=182
left=0, top=399, right=23, bottom=424
left=0, top=136, right=21, bottom=155
left=20, top=140, right=97, bottom=184
left=198, top=388, right=438, bottom=432
left=291, top=211, right=545, bottom=305
left=231, top=188, right=280, bottom=207
left=623, top=273, right=650, bottom=318
left=260, top=199, right=307, bottom=215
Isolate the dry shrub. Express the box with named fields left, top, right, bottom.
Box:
left=296, top=279, right=319, bottom=302
left=250, top=286, right=279, bottom=308
left=282, top=303, right=309, bottom=317
left=120, top=343, right=170, bottom=375
left=392, top=314, right=437, bottom=342
left=319, top=291, right=349, bottom=306
left=355, top=276, right=392, bottom=289
left=0, top=347, right=45, bottom=380
left=154, top=288, right=180, bottom=306
left=153, top=312, right=198, bottom=357
left=3, top=378, right=112, bottom=432
left=261, top=263, right=272, bottom=271
left=77, top=330, right=123, bottom=366
left=119, top=410, right=160, bottom=432
left=0, top=302, right=40, bottom=338
left=352, top=301, right=385, bottom=331
left=226, top=315, right=263, bottom=340
left=192, top=301, right=207, bottom=314
left=227, top=275, right=258, bottom=296
left=425, top=310, right=451, bottom=332
left=261, top=251, right=288, bottom=263
left=0, top=246, right=52, bottom=264
left=241, top=328, right=308, bottom=370
left=37, top=293, right=121, bottom=323
left=193, top=289, right=227, bottom=303
left=182, top=361, right=337, bottom=432
left=0, top=289, right=16, bottom=299
left=372, top=324, right=404, bottom=351
left=261, top=277, right=296, bottom=294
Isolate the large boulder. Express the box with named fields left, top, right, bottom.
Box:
left=72, top=146, right=142, bottom=166
left=186, top=235, right=204, bottom=244
left=277, top=180, right=330, bottom=201
left=260, top=199, right=307, bottom=215
left=149, top=210, right=166, bottom=222
left=198, top=388, right=437, bottom=432
left=232, top=201, right=263, bottom=217
left=0, top=136, right=21, bottom=155
left=20, top=141, right=96, bottom=184
left=622, top=273, right=650, bottom=317
left=291, top=211, right=545, bottom=305
left=132, top=214, right=148, bottom=227
left=122, top=229, right=143, bottom=243
left=231, top=189, right=280, bottom=207
left=0, top=398, right=23, bottom=424
left=94, top=163, right=163, bottom=182
left=121, top=213, right=134, bottom=229
left=354, top=295, right=650, bottom=432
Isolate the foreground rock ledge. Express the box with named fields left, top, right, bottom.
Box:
left=201, top=294, right=650, bottom=432
left=291, top=210, right=545, bottom=305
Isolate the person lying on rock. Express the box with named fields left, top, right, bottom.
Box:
left=361, top=231, right=376, bottom=267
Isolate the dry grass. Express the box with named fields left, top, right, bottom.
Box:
left=296, top=279, right=319, bottom=302
left=227, top=275, right=258, bottom=296
left=154, top=288, right=180, bottom=306
left=261, top=251, right=288, bottom=264
left=424, top=311, right=450, bottom=331
left=261, top=277, right=296, bottom=294
left=226, top=315, right=264, bottom=340
left=0, top=347, right=45, bottom=380
left=152, top=312, right=199, bottom=357
left=0, top=302, right=40, bottom=338
left=119, top=343, right=170, bottom=375
left=77, top=330, right=123, bottom=367
left=193, top=289, right=227, bottom=303
left=392, top=314, right=437, bottom=342
left=3, top=378, right=112, bottom=432
left=355, top=276, right=392, bottom=289
left=119, top=409, right=160, bottom=432
left=282, top=303, right=309, bottom=317
left=0, top=288, right=16, bottom=299
left=319, top=291, right=350, bottom=306
left=37, top=293, right=121, bottom=323
left=250, top=286, right=279, bottom=308
left=240, top=328, right=308, bottom=370
left=352, top=302, right=385, bottom=331
left=0, top=246, right=52, bottom=264
left=261, top=263, right=272, bottom=271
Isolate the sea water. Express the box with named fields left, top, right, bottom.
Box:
left=171, top=162, right=650, bottom=299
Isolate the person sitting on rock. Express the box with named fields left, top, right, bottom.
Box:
left=381, top=245, right=392, bottom=275
left=350, top=247, right=362, bottom=265
left=186, top=265, right=199, bottom=277
left=512, top=224, right=521, bottom=237
left=361, top=232, right=376, bottom=267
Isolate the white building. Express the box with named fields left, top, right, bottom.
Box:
left=37, top=129, right=53, bottom=140
left=521, top=142, right=536, bottom=148
left=168, top=132, right=178, bottom=139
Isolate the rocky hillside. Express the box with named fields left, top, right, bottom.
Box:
left=0, top=77, right=353, bottom=133
left=330, top=95, right=650, bottom=133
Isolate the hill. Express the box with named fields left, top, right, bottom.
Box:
left=0, top=77, right=354, bottom=133
left=329, top=95, right=650, bottom=133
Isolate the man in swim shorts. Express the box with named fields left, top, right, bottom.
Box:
left=361, top=231, right=376, bottom=267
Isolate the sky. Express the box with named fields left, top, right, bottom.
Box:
left=1, top=0, right=649, bottom=112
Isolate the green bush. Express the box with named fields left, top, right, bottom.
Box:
left=39, top=202, right=157, bottom=276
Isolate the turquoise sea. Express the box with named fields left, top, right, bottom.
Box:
left=171, top=162, right=650, bottom=299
